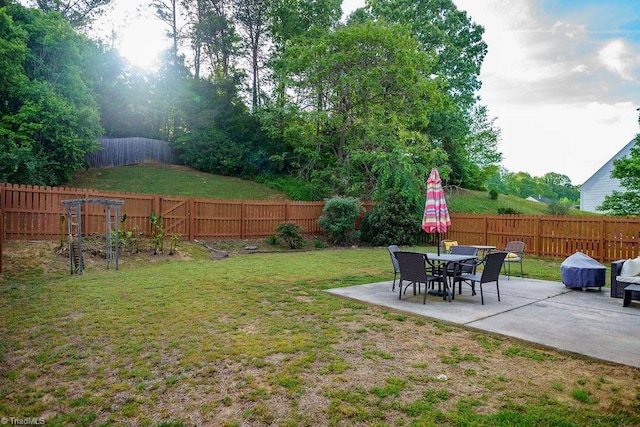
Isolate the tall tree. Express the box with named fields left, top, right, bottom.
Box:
left=267, top=0, right=342, bottom=103
left=192, top=0, right=238, bottom=78
left=30, top=0, right=113, bottom=28
left=234, top=0, right=268, bottom=110
left=0, top=4, right=101, bottom=184
left=368, top=0, right=496, bottom=189
left=151, top=0, right=181, bottom=64
left=458, top=104, right=503, bottom=189
left=369, top=0, right=486, bottom=110
left=267, top=20, right=448, bottom=197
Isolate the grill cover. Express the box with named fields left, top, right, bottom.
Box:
left=560, top=252, right=605, bottom=288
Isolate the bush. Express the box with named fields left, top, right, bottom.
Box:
left=266, top=235, right=278, bottom=245
left=276, top=222, right=305, bottom=249
left=360, top=193, right=421, bottom=246
left=489, top=189, right=499, bottom=200
left=547, top=200, right=570, bottom=216
left=318, top=196, right=361, bottom=245
left=359, top=164, right=424, bottom=246
left=497, top=207, right=521, bottom=215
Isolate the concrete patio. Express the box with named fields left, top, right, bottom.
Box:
left=326, top=276, right=640, bottom=368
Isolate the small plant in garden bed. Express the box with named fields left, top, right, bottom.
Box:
left=275, top=222, right=305, bottom=249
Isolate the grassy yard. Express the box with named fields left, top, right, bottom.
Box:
left=1, top=241, right=638, bottom=426
left=63, top=164, right=596, bottom=217
left=63, top=164, right=289, bottom=200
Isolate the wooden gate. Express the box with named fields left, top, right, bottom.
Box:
left=158, top=197, right=189, bottom=237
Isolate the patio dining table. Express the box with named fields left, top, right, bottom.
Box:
left=425, top=253, right=479, bottom=302
left=467, top=245, right=496, bottom=258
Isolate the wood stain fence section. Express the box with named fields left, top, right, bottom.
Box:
left=447, top=214, right=640, bottom=263
left=2, top=183, right=640, bottom=263
left=0, top=184, right=335, bottom=242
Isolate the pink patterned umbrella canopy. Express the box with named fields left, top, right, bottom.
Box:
left=422, top=168, right=451, bottom=237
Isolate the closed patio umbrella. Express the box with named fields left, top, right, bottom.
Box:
left=422, top=168, right=451, bottom=255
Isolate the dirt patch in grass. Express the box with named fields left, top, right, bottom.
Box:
left=0, top=237, right=198, bottom=278
left=0, top=235, right=333, bottom=277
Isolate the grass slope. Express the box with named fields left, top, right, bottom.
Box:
left=446, top=188, right=594, bottom=216
left=67, top=164, right=594, bottom=217
left=64, top=164, right=289, bottom=200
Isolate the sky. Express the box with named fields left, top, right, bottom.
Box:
left=450, top=0, right=640, bottom=185
left=24, top=0, right=640, bottom=186
left=337, top=0, right=640, bottom=185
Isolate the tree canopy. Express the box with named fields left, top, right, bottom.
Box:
left=263, top=20, right=447, bottom=197
left=0, top=3, right=101, bottom=185
left=1, top=0, right=513, bottom=198
left=486, top=168, right=580, bottom=204
left=28, top=0, right=113, bottom=28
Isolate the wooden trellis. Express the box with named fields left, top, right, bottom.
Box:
left=61, top=198, right=124, bottom=275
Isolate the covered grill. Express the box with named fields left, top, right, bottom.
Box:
left=560, top=252, right=605, bottom=291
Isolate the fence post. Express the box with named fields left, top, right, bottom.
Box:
left=600, top=217, right=606, bottom=263
left=483, top=216, right=488, bottom=245
left=240, top=201, right=245, bottom=239
left=188, top=198, right=195, bottom=241
left=535, top=216, right=541, bottom=257
left=83, top=191, right=90, bottom=235
left=153, top=195, right=160, bottom=217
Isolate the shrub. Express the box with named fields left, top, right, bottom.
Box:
left=497, top=207, right=521, bottom=215
left=547, top=200, right=570, bottom=216
left=266, top=235, right=278, bottom=245
left=150, top=211, right=164, bottom=254
left=276, top=222, right=305, bottom=249
left=318, top=196, right=361, bottom=245
left=360, top=164, right=423, bottom=246
left=489, top=189, right=499, bottom=200
left=360, top=193, right=421, bottom=246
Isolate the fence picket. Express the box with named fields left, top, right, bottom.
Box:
left=0, top=182, right=638, bottom=263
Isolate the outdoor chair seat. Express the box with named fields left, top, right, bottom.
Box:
left=447, top=245, right=480, bottom=295
left=388, top=245, right=400, bottom=291
left=611, top=259, right=640, bottom=301
left=395, top=251, right=444, bottom=304
left=458, top=251, right=508, bottom=305
left=503, top=241, right=525, bottom=278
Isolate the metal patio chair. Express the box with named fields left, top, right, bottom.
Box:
left=458, top=251, right=508, bottom=305
left=387, top=245, right=401, bottom=291
left=503, top=241, right=525, bottom=279
left=395, top=251, right=443, bottom=304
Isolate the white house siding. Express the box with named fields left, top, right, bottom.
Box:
left=580, top=138, right=635, bottom=212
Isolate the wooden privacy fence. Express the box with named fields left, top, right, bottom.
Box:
left=86, top=137, right=181, bottom=168
left=2, top=182, right=640, bottom=263
left=447, top=214, right=640, bottom=263
left=0, top=184, right=360, bottom=241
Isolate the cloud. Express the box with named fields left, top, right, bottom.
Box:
left=453, top=0, right=640, bottom=184
left=552, top=20, right=586, bottom=39
left=598, top=39, right=636, bottom=80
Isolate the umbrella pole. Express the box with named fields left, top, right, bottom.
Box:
left=437, top=234, right=441, bottom=255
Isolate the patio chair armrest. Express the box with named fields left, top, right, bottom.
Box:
left=610, top=260, right=640, bottom=300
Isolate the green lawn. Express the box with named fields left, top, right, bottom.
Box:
left=0, top=242, right=636, bottom=426
left=446, top=188, right=596, bottom=216
left=63, top=164, right=289, bottom=200
left=64, top=164, right=597, bottom=218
